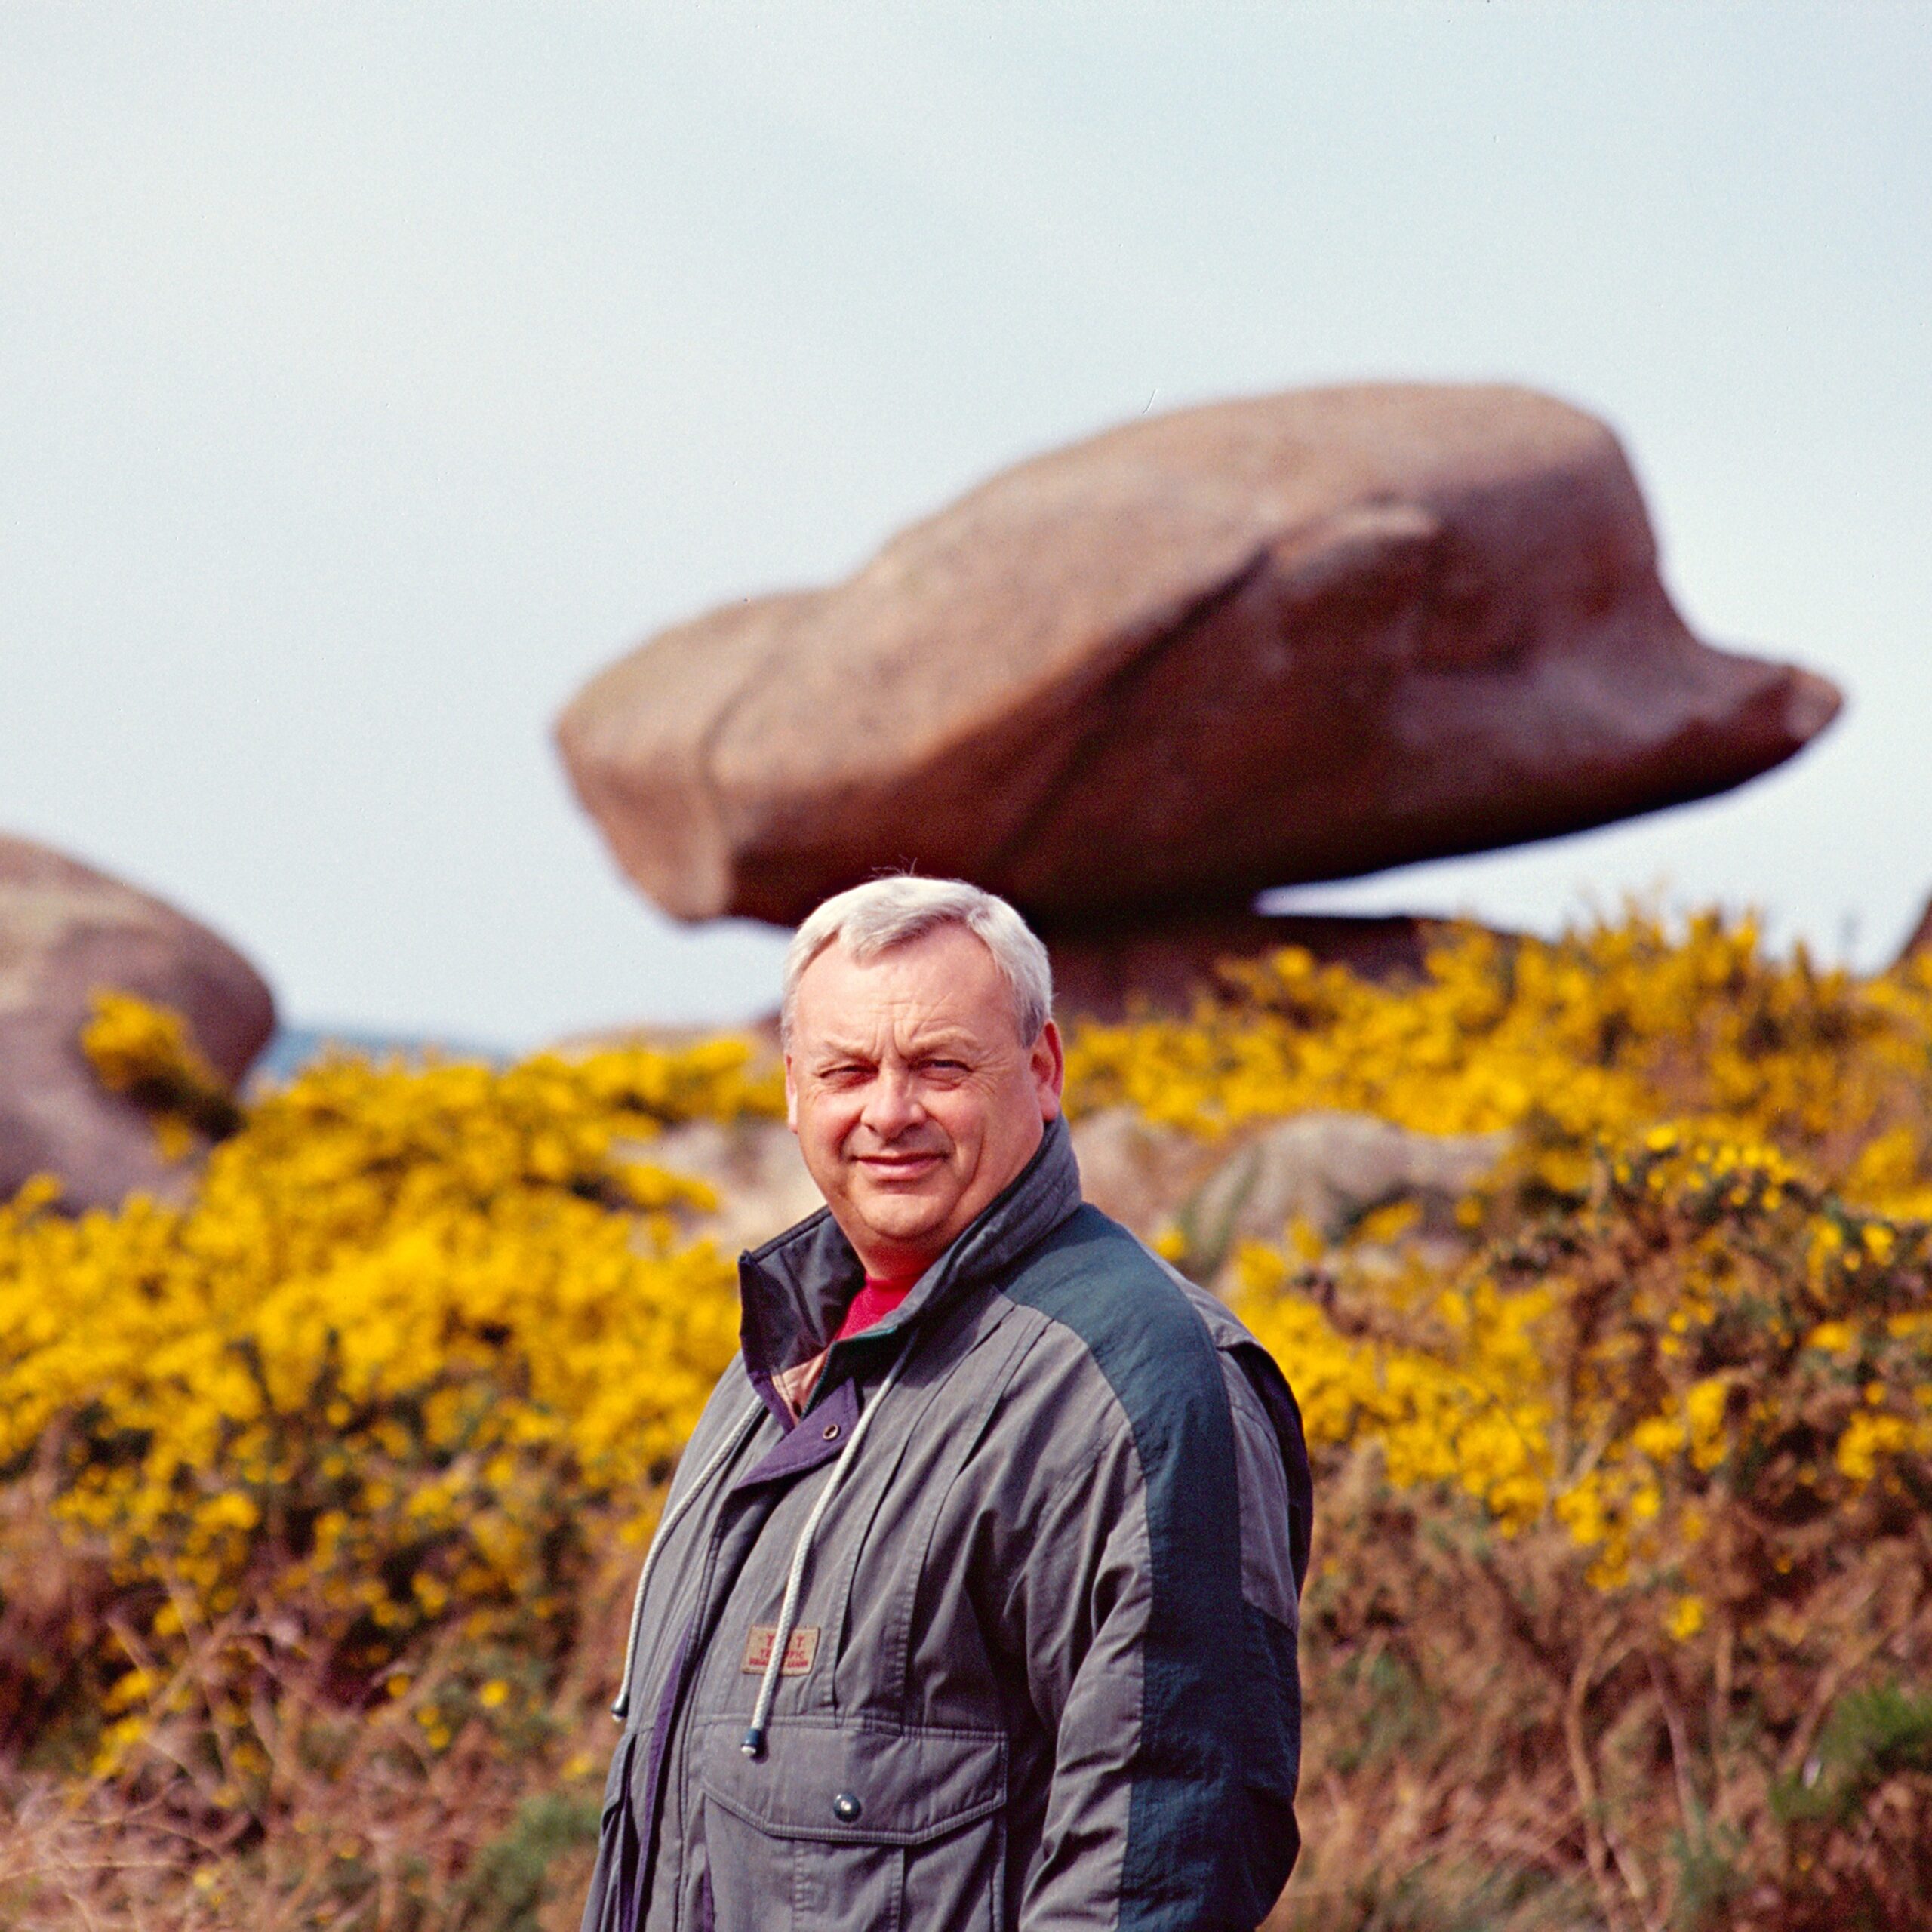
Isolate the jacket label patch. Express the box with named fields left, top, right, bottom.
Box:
left=741, top=1625, right=820, bottom=1675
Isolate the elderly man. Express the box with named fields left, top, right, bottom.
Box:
left=583, top=877, right=1311, bottom=1932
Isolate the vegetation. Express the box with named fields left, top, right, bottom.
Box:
left=0, top=1012, right=772, bottom=1929
left=4, top=916, right=1930, bottom=1929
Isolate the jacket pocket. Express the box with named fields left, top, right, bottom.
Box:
left=697, top=1717, right=1007, bottom=1932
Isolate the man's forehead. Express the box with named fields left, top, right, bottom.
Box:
left=791, top=928, right=1010, bottom=1041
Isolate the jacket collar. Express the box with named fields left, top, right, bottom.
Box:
left=737, top=1114, right=1083, bottom=1395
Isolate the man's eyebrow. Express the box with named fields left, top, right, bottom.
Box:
left=808, top=1039, right=875, bottom=1063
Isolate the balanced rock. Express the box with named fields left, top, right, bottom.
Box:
left=558, top=383, right=1840, bottom=932
left=0, top=836, right=275, bottom=1211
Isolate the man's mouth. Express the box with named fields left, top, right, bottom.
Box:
left=855, top=1150, right=945, bottom=1181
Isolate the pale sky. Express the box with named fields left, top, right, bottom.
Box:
left=4, top=3, right=1926, bottom=1045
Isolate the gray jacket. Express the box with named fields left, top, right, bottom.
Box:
left=582, top=1117, right=1311, bottom=1932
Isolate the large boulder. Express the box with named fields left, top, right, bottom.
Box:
left=0, top=836, right=275, bottom=1211
left=558, top=383, right=1840, bottom=933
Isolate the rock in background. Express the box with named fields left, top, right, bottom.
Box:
left=0, top=835, right=275, bottom=1211
left=558, top=381, right=1840, bottom=1004
left=1073, top=1105, right=1506, bottom=1286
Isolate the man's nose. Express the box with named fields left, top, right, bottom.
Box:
left=860, top=1068, right=925, bottom=1137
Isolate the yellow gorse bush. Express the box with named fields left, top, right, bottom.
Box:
left=82, top=989, right=245, bottom=1151
left=1061, top=913, right=1932, bottom=1657
left=1235, top=1241, right=1557, bottom=1534
left=1066, top=911, right=1932, bottom=1213
left=0, top=1022, right=778, bottom=1766
left=1238, top=1128, right=1932, bottom=1604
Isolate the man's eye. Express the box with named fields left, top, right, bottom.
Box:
left=921, top=1059, right=968, bottom=1076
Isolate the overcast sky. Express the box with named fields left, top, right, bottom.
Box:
left=4, top=3, right=1926, bottom=1045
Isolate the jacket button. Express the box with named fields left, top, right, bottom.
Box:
left=832, top=1792, right=862, bottom=1823
left=821, top=1423, right=841, bottom=1441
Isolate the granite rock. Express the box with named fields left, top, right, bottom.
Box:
left=0, top=836, right=275, bottom=1211
left=558, top=383, right=1840, bottom=931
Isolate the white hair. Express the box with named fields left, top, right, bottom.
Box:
left=781, top=876, right=1054, bottom=1048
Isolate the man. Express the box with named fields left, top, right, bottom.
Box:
left=583, top=877, right=1311, bottom=1932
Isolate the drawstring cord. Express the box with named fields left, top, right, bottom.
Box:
left=742, top=1344, right=909, bottom=1760
left=611, top=1400, right=764, bottom=1722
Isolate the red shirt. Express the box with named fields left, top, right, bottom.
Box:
left=833, top=1273, right=919, bottom=1343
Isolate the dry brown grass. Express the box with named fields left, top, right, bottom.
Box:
left=13, top=1446, right=1928, bottom=1932
left=0, top=1533, right=644, bottom=1932
left=1267, top=1452, right=1932, bottom=1932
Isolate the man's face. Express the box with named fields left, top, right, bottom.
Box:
left=785, top=924, right=1064, bottom=1279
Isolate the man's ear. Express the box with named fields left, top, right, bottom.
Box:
left=783, top=1055, right=799, bottom=1133
left=1032, top=1020, right=1065, bottom=1121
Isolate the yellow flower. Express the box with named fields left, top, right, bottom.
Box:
left=0, top=1014, right=775, bottom=1704
left=1666, top=1595, right=1706, bottom=1641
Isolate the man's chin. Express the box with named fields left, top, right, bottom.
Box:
left=848, top=1187, right=958, bottom=1252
